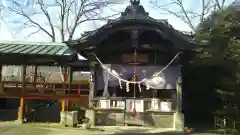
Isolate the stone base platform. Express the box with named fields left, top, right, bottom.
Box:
left=85, top=108, right=184, bottom=129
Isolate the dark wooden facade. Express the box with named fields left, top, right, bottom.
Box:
left=66, top=0, right=196, bottom=128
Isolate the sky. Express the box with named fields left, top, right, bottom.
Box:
left=0, top=0, right=235, bottom=42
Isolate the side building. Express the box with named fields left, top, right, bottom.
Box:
left=0, top=41, right=90, bottom=122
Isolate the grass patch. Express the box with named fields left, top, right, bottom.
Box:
left=0, top=124, right=51, bottom=135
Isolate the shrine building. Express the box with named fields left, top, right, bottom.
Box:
left=66, top=0, right=196, bottom=128
left=0, top=0, right=196, bottom=129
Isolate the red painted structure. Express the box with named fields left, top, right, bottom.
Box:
left=0, top=42, right=90, bottom=121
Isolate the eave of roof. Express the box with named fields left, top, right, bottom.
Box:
left=0, top=41, right=74, bottom=56
left=66, top=1, right=197, bottom=50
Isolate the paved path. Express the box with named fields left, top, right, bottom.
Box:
left=44, top=127, right=180, bottom=135
left=0, top=122, right=223, bottom=135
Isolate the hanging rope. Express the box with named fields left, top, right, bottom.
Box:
left=92, top=52, right=181, bottom=85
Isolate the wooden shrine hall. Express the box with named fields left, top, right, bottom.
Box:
left=0, top=41, right=90, bottom=122
left=0, top=0, right=197, bottom=129
left=66, top=0, right=197, bottom=129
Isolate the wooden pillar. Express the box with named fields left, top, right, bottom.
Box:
left=33, top=65, right=38, bottom=87
left=61, top=100, right=65, bottom=112
left=67, top=67, right=72, bottom=108
left=18, top=97, right=24, bottom=121
left=77, top=85, right=81, bottom=95
left=176, top=77, right=182, bottom=113
left=22, top=65, right=26, bottom=93
left=68, top=67, right=73, bottom=91
left=0, top=63, right=2, bottom=81
left=0, top=64, right=3, bottom=93
left=61, top=66, right=67, bottom=112
left=89, top=61, right=95, bottom=108
left=18, top=65, right=26, bottom=122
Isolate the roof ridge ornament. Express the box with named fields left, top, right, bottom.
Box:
left=130, top=0, right=140, bottom=6
left=121, top=0, right=148, bottom=19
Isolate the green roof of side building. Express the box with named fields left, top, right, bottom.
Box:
left=0, top=41, right=74, bottom=56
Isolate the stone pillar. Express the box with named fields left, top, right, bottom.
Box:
left=85, top=109, right=95, bottom=127
left=176, top=77, right=182, bottom=112
left=173, top=77, right=184, bottom=130
left=87, top=60, right=96, bottom=126
left=173, top=112, right=184, bottom=130
left=89, top=60, right=95, bottom=108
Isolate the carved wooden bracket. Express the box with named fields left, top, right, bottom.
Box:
left=131, top=30, right=139, bottom=48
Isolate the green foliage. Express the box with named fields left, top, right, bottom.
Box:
left=195, top=7, right=240, bottom=118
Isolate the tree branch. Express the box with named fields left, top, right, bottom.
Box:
left=25, top=28, right=41, bottom=39
left=8, top=6, right=53, bottom=39
left=151, top=0, right=221, bottom=32
left=56, top=0, right=66, bottom=41
left=37, top=0, right=56, bottom=42
left=4, top=0, right=123, bottom=42
left=176, top=0, right=195, bottom=30
left=68, top=0, right=117, bottom=41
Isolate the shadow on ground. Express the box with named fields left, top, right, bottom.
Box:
left=108, top=131, right=184, bottom=135
left=107, top=130, right=227, bottom=135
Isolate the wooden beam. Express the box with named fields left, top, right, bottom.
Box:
left=0, top=95, right=88, bottom=101
left=3, top=86, right=89, bottom=92
left=2, top=81, right=89, bottom=87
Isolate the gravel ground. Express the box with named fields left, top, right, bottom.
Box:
left=0, top=122, right=229, bottom=135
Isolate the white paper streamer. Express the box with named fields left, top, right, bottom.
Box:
left=138, top=83, right=141, bottom=92
left=126, top=82, right=130, bottom=92
left=93, top=52, right=181, bottom=92
left=102, top=64, right=111, bottom=97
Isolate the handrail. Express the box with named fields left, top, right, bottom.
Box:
left=1, top=80, right=89, bottom=85
left=0, top=94, right=88, bottom=101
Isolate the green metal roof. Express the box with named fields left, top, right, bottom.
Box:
left=0, top=41, right=74, bottom=56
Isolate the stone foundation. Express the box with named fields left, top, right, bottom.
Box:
left=95, top=108, right=124, bottom=126
left=145, top=111, right=174, bottom=128
left=85, top=109, right=96, bottom=126
left=173, top=112, right=184, bottom=130
left=60, top=111, right=78, bottom=127
left=86, top=108, right=180, bottom=128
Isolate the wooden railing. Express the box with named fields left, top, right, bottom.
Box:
left=0, top=81, right=89, bottom=101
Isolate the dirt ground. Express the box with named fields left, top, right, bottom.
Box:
left=0, top=122, right=232, bottom=135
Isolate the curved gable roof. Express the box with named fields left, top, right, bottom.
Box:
left=67, top=0, right=196, bottom=51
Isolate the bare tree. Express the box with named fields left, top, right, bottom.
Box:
left=150, top=0, right=233, bottom=31
left=2, top=0, right=124, bottom=42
